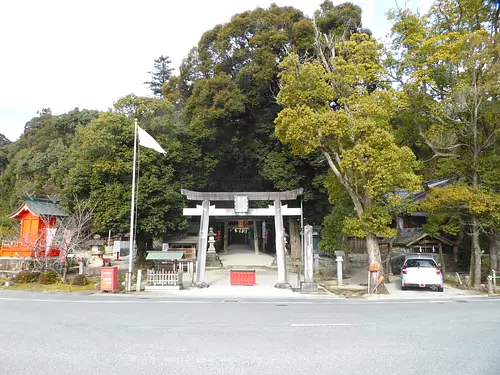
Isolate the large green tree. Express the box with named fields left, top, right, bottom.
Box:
left=176, top=3, right=365, bottom=225
left=389, top=0, right=500, bottom=288
left=275, top=31, right=421, bottom=288
left=0, top=108, right=98, bottom=211
left=63, top=97, right=211, bottom=252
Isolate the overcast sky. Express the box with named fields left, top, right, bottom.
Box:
left=0, top=0, right=430, bottom=141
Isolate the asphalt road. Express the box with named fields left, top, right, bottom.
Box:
left=1, top=292, right=499, bottom=375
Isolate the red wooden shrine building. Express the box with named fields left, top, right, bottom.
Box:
left=0, top=196, right=66, bottom=258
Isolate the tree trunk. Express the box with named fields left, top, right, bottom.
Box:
left=366, top=233, right=383, bottom=293
left=490, top=230, right=500, bottom=272
left=469, top=167, right=482, bottom=289
left=383, top=243, right=392, bottom=283
left=289, top=217, right=301, bottom=265
left=469, top=215, right=482, bottom=289
left=135, top=234, right=151, bottom=264
left=438, top=243, right=446, bottom=276
left=452, top=230, right=463, bottom=265
left=62, top=262, right=69, bottom=284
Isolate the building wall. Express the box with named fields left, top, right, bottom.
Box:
left=20, top=212, right=40, bottom=243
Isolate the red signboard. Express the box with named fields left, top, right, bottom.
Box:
left=101, top=266, right=118, bottom=292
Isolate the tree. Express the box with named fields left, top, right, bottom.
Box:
left=181, top=5, right=313, bottom=192
left=173, top=4, right=335, bottom=225
left=274, top=31, right=421, bottom=289
left=0, top=133, right=9, bottom=145
left=144, top=55, right=174, bottom=98
left=388, top=0, right=500, bottom=288
left=314, top=1, right=371, bottom=39
left=0, top=134, right=10, bottom=172
left=37, top=199, right=95, bottom=283
left=0, top=109, right=98, bottom=215
left=63, top=109, right=209, bottom=254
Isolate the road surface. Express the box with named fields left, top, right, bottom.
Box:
left=1, top=291, right=499, bottom=375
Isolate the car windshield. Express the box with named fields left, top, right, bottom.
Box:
left=405, top=259, right=436, bottom=268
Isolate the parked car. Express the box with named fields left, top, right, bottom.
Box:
left=401, top=254, right=444, bottom=292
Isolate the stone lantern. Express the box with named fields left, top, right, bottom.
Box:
left=206, top=227, right=222, bottom=267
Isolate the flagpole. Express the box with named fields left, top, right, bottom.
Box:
left=127, top=119, right=138, bottom=292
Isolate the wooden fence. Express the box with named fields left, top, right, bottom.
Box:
left=146, top=269, right=182, bottom=286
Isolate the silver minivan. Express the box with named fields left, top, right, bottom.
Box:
left=401, top=254, right=444, bottom=292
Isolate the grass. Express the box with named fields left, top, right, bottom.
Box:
left=0, top=276, right=100, bottom=293
left=1, top=283, right=96, bottom=292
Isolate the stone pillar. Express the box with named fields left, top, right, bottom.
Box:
left=224, top=221, right=229, bottom=254
left=262, top=221, right=266, bottom=252
left=335, top=251, right=345, bottom=286
left=206, top=227, right=222, bottom=268
left=274, top=199, right=291, bottom=289
left=289, top=217, right=301, bottom=264
left=304, top=225, right=313, bottom=283
left=195, top=200, right=210, bottom=288
left=301, top=225, right=318, bottom=292
left=253, top=221, right=259, bottom=255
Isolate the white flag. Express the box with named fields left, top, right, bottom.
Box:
left=137, top=125, right=166, bottom=154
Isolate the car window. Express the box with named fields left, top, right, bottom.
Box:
left=405, top=259, right=436, bottom=268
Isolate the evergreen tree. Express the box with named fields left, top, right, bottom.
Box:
left=144, top=55, right=174, bottom=98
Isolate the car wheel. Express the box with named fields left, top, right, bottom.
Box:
left=438, top=287, right=444, bottom=292
left=402, top=286, right=407, bottom=291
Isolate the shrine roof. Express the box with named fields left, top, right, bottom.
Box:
left=379, top=228, right=454, bottom=247
left=9, top=197, right=66, bottom=219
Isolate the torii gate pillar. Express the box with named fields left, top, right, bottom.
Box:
left=274, top=199, right=290, bottom=289
left=195, top=200, right=210, bottom=288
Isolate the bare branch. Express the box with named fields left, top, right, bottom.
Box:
left=313, top=17, right=333, bottom=74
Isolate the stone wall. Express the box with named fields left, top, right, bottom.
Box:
left=348, top=253, right=369, bottom=268
left=0, top=258, right=28, bottom=271
left=0, top=258, right=29, bottom=278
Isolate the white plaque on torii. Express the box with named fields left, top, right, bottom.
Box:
left=234, top=195, right=249, bottom=214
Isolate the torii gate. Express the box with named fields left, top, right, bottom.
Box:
left=181, top=189, right=303, bottom=289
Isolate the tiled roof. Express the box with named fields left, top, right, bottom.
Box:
left=9, top=197, right=66, bottom=218
left=391, top=177, right=453, bottom=203
left=26, top=199, right=66, bottom=216
left=391, top=228, right=427, bottom=245
left=380, top=228, right=454, bottom=246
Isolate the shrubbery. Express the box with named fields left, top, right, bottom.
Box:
left=38, top=270, right=59, bottom=285
left=70, top=274, right=88, bottom=286
left=14, top=271, right=40, bottom=283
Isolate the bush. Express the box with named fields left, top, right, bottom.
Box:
left=38, top=270, right=59, bottom=285
left=70, top=275, right=88, bottom=286
left=14, top=271, right=40, bottom=283
left=118, top=273, right=127, bottom=283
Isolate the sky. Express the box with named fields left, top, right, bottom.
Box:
left=0, top=0, right=430, bottom=141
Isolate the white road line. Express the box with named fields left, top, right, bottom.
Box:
left=291, top=323, right=367, bottom=327
left=373, top=300, right=453, bottom=304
